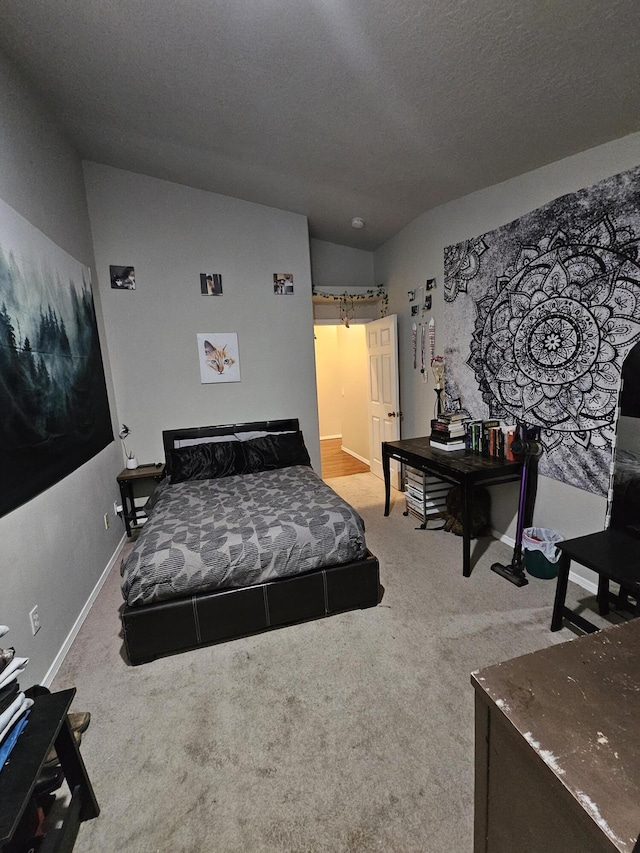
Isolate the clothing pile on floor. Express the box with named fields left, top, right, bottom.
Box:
left=0, top=625, right=33, bottom=771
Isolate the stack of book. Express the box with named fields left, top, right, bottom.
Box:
left=429, top=412, right=467, bottom=451
left=466, top=420, right=519, bottom=459
left=404, top=466, right=450, bottom=520
left=0, top=625, right=32, bottom=772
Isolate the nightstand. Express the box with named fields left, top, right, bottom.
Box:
left=116, top=463, right=165, bottom=537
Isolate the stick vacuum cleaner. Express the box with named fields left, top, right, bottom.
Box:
left=490, top=435, right=543, bottom=587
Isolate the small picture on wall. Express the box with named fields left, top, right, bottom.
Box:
left=411, top=305, right=419, bottom=316
left=273, top=273, right=294, bottom=294
left=426, top=278, right=437, bottom=291
left=407, top=289, right=416, bottom=302
left=200, top=273, right=223, bottom=295
left=110, top=265, right=136, bottom=290
left=197, top=333, right=241, bottom=384
left=424, top=295, right=432, bottom=311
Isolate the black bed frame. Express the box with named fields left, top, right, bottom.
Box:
left=121, top=419, right=381, bottom=665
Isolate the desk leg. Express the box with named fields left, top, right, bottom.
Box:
left=383, top=448, right=391, bottom=517
left=597, top=577, right=610, bottom=615
left=462, top=479, right=472, bottom=577
left=551, top=553, right=570, bottom=631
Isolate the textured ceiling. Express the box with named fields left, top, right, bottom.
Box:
left=1, top=0, right=639, bottom=250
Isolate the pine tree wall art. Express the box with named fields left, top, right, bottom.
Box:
left=0, top=198, right=112, bottom=516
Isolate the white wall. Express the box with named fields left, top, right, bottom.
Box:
left=314, top=325, right=342, bottom=439
left=83, top=163, right=321, bottom=471
left=375, top=132, right=640, bottom=585
left=337, top=324, right=369, bottom=461
left=310, top=238, right=382, bottom=322
left=0, top=51, right=123, bottom=685
left=310, top=239, right=374, bottom=289
left=314, top=324, right=369, bottom=460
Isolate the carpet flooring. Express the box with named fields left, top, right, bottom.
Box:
left=51, top=473, right=597, bottom=852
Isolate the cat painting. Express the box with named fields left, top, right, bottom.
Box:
left=197, top=333, right=241, bottom=383
left=204, top=340, right=235, bottom=374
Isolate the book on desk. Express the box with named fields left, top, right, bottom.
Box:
left=429, top=415, right=521, bottom=459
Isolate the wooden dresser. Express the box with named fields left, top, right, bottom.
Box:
left=472, top=619, right=640, bottom=853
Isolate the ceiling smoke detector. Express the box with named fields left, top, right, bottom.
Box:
left=351, top=217, right=365, bottom=229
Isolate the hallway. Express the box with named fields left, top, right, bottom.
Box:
left=320, top=438, right=370, bottom=478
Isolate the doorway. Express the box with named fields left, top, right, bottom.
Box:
left=314, top=323, right=370, bottom=478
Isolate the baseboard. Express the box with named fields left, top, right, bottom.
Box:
left=42, top=533, right=126, bottom=687
left=341, top=445, right=369, bottom=465
left=492, top=530, right=597, bottom=595
left=320, top=434, right=342, bottom=441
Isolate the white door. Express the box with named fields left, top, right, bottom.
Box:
left=366, top=314, right=401, bottom=487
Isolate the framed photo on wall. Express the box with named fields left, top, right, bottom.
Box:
left=273, top=273, right=294, bottom=294
left=200, top=273, right=222, bottom=295
left=196, top=333, right=241, bottom=383
left=110, top=265, right=136, bottom=290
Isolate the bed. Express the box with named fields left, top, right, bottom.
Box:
left=120, top=418, right=381, bottom=664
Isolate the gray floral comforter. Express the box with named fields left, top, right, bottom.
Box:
left=120, top=466, right=367, bottom=607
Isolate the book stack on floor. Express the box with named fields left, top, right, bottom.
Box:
left=404, top=466, right=450, bottom=522
left=0, top=625, right=33, bottom=772
left=429, top=412, right=468, bottom=451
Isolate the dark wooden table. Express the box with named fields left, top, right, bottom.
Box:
left=0, top=689, right=99, bottom=851
left=551, top=529, right=640, bottom=633
left=382, top=437, right=523, bottom=577
left=116, top=463, right=165, bottom=537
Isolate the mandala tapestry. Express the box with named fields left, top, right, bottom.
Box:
left=443, top=164, right=640, bottom=496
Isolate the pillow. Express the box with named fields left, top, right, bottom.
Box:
left=169, top=440, right=243, bottom=483
left=240, top=431, right=311, bottom=471
left=169, top=431, right=310, bottom=483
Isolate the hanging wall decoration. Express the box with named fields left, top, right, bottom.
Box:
left=0, top=198, right=113, bottom=517
left=110, top=265, right=136, bottom=289
left=197, top=333, right=241, bottom=383
left=273, top=273, right=294, bottom=294
left=200, top=273, right=223, bottom=295
left=443, top=163, right=640, bottom=496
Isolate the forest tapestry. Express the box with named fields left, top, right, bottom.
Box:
left=443, top=164, right=640, bottom=496
left=0, top=199, right=112, bottom=516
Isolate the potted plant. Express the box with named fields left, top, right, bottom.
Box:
left=118, top=424, right=138, bottom=469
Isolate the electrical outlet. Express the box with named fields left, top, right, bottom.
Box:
left=104, top=512, right=110, bottom=530
left=29, top=605, right=41, bottom=636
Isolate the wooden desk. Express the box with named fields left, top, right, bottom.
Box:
left=472, top=619, right=640, bottom=852
left=551, top=529, right=640, bottom=633
left=382, top=437, right=523, bottom=577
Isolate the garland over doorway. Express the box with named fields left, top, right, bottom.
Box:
left=312, top=285, right=388, bottom=326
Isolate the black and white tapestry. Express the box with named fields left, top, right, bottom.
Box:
left=0, top=198, right=113, bottom=516
left=443, top=164, right=640, bottom=496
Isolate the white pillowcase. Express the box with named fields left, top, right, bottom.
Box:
left=175, top=435, right=238, bottom=448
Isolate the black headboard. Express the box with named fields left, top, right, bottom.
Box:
left=162, top=418, right=300, bottom=467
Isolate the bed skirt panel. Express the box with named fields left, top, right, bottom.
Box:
left=122, top=551, right=381, bottom=665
